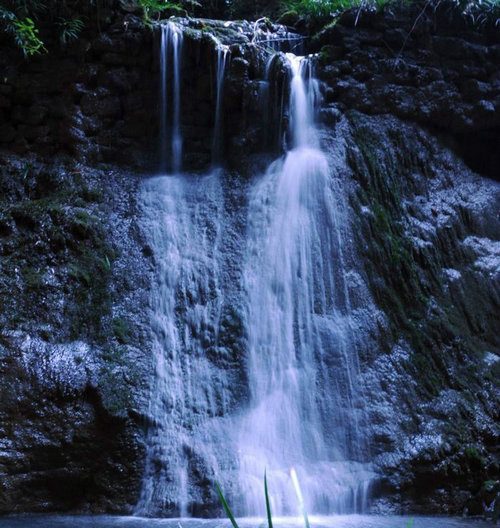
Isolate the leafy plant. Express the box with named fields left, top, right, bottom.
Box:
left=11, top=17, right=46, bottom=55
left=282, top=0, right=353, bottom=22
left=280, top=0, right=500, bottom=28
left=0, top=0, right=87, bottom=55
left=216, top=472, right=275, bottom=528
left=216, top=482, right=240, bottom=528
left=0, top=7, right=45, bottom=56
left=56, top=17, right=85, bottom=45
left=136, top=0, right=184, bottom=24
left=264, top=471, right=273, bottom=528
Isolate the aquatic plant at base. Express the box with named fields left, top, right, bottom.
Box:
left=216, top=472, right=277, bottom=528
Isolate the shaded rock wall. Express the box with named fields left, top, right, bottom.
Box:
left=313, top=1, right=500, bottom=181
left=1, top=11, right=163, bottom=513
left=309, top=3, right=500, bottom=514
left=342, top=114, right=500, bottom=515
left=0, top=9, right=157, bottom=168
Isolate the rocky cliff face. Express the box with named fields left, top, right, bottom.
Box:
left=0, top=8, right=157, bottom=167
left=0, top=5, right=161, bottom=513
left=0, top=157, right=153, bottom=513
left=344, top=114, right=500, bottom=515
left=0, top=0, right=499, bottom=518
left=311, top=2, right=500, bottom=515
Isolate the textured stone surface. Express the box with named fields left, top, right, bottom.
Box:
left=341, top=113, right=500, bottom=516
left=0, top=156, right=152, bottom=513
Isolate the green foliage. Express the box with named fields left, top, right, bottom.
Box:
left=282, top=0, right=351, bottom=22
left=0, top=0, right=84, bottom=56
left=264, top=471, right=273, bottom=528
left=0, top=7, right=45, bottom=56
left=280, top=0, right=500, bottom=28
left=280, top=0, right=394, bottom=26
left=67, top=243, right=117, bottom=340
left=11, top=16, right=46, bottom=55
left=55, top=17, right=85, bottom=45
left=136, top=0, right=184, bottom=24
left=216, top=474, right=275, bottom=528
left=216, top=482, right=240, bottom=528
left=112, top=317, right=130, bottom=343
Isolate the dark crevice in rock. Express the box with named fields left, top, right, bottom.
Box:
left=453, top=128, right=500, bottom=182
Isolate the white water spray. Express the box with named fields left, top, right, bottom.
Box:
left=139, top=25, right=374, bottom=517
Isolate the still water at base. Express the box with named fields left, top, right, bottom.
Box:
left=0, top=516, right=494, bottom=528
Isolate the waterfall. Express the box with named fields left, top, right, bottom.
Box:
left=138, top=23, right=374, bottom=518
left=212, top=45, right=229, bottom=165
left=159, top=22, right=183, bottom=173
left=136, top=172, right=225, bottom=516
left=136, top=22, right=222, bottom=516
left=237, top=53, right=373, bottom=516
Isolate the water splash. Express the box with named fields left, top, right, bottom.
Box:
left=135, top=172, right=225, bottom=516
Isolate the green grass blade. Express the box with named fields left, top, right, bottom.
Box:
left=264, top=470, right=273, bottom=528
left=216, top=482, right=240, bottom=528
left=302, top=504, right=311, bottom=528
left=406, top=519, right=415, bottom=528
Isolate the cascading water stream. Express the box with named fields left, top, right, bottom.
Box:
left=212, top=45, right=229, bottom=165
left=136, top=170, right=225, bottom=516
left=138, top=22, right=374, bottom=518
left=137, top=21, right=224, bottom=516
left=159, top=22, right=183, bottom=173
left=237, top=53, right=373, bottom=516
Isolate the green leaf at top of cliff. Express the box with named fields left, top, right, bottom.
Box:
left=135, top=0, right=185, bottom=24
left=0, top=1, right=84, bottom=56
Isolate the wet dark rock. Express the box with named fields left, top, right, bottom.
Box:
left=0, top=124, right=16, bottom=144
left=81, top=91, right=121, bottom=119
left=0, top=156, right=152, bottom=514
left=344, top=113, right=500, bottom=515
left=230, top=57, right=249, bottom=78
